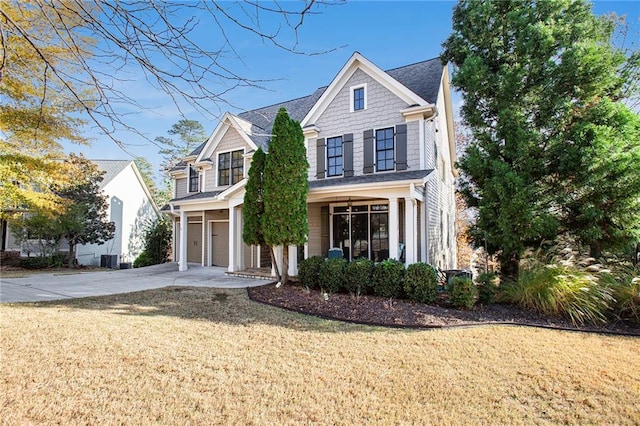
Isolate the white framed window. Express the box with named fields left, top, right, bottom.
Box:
left=217, top=149, right=244, bottom=186
left=375, top=127, right=395, bottom=172
left=350, top=83, right=367, bottom=112
left=188, top=164, right=199, bottom=193
left=326, top=136, right=343, bottom=177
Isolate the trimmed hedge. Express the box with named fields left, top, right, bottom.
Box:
left=344, top=258, right=374, bottom=295
left=319, top=257, right=346, bottom=293
left=298, top=256, right=325, bottom=290
left=404, top=262, right=438, bottom=303
left=373, top=259, right=405, bottom=298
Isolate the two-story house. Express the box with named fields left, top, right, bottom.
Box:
left=164, top=52, right=457, bottom=275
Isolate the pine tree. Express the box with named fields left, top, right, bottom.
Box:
left=442, top=0, right=639, bottom=276
left=262, top=108, right=308, bottom=284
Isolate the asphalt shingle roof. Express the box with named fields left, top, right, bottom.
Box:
left=309, top=169, right=433, bottom=189
left=178, top=56, right=444, bottom=157
left=90, top=160, right=132, bottom=189
left=168, top=190, right=224, bottom=203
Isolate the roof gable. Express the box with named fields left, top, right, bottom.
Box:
left=301, top=53, right=436, bottom=127
left=195, top=113, right=258, bottom=162
left=90, top=159, right=161, bottom=215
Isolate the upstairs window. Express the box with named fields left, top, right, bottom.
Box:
left=350, top=84, right=367, bottom=112
left=375, top=127, right=395, bottom=171
left=327, top=136, right=343, bottom=177
left=188, top=165, right=199, bottom=192
left=218, top=149, right=244, bottom=186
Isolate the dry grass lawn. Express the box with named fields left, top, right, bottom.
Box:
left=1, top=286, right=639, bottom=425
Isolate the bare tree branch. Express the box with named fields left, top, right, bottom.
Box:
left=0, top=0, right=343, bottom=151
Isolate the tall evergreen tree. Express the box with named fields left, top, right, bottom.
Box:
left=263, top=108, right=308, bottom=284
left=442, top=0, right=639, bottom=276
left=243, top=147, right=266, bottom=246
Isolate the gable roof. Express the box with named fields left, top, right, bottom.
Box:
left=183, top=53, right=444, bottom=156
left=91, top=159, right=161, bottom=215
left=91, top=160, right=131, bottom=189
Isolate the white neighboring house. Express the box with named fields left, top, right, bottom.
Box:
left=75, top=160, right=160, bottom=266
left=1, top=160, right=160, bottom=266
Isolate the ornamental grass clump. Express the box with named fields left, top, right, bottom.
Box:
left=446, top=276, right=477, bottom=309
left=298, top=256, right=324, bottom=290
left=602, top=265, right=640, bottom=323
left=403, top=262, right=438, bottom=303
left=373, top=259, right=405, bottom=299
left=501, top=261, right=614, bottom=326
left=319, top=257, right=346, bottom=294
left=344, top=258, right=374, bottom=296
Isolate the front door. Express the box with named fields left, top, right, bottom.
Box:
left=187, top=223, right=202, bottom=263
left=211, top=222, right=229, bottom=266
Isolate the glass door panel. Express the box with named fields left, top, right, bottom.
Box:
left=332, top=213, right=350, bottom=259
left=371, top=213, right=389, bottom=262
left=351, top=213, right=369, bottom=260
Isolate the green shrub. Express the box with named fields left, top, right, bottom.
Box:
left=447, top=276, right=478, bottom=309
left=298, top=256, right=325, bottom=290
left=404, top=262, right=438, bottom=303
left=143, top=218, right=172, bottom=265
left=344, top=258, right=374, bottom=295
left=133, top=250, right=152, bottom=268
left=501, top=263, right=613, bottom=325
left=477, top=272, right=498, bottom=305
left=20, top=256, right=51, bottom=269
left=319, top=257, right=346, bottom=293
left=373, top=259, right=405, bottom=298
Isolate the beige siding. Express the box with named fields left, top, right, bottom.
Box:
left=175, top=177, right=188, bottom=199
left=204, top=127, right=253, bottom=190
left=307, top=203, right=323, bottom=257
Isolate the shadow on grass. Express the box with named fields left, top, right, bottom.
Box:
left=12, top=285, right=394, bottom=334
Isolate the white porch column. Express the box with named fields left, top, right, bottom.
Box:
left=404, top=197, right=417, bottom=265
left=289, top=244, right=297, bottom=277
left=272, top=245, right=283, bottom=278
left=179, top=210, right=188, bottom=272
left=421, top=200, right=428, bottom=263
left=228, top=206, right=238, bottom=272
left=389, top=197, right=399, bottom=260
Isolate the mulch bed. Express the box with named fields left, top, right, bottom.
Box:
left=248, top=283, right=640, bottom=336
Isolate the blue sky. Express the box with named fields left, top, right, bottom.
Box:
left=65, top=1, right=640, bottom=183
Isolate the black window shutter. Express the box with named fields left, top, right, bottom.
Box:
left=343, top=133, right=354, bottom=177
left=363, top=130, right=374, bottom=174
left=316, top=138, right=326, bottom=179
left=396, top=124, right=408, bottom=171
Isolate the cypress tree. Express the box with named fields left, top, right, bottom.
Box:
left=262, top=108, right=309, bottom=284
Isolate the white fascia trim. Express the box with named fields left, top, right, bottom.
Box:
left=303, top=125, right=320, bottom=139
left=196, top=113, right=258, bottom=163
left=128, top=161, right=161, bottom=215
left=441, top=66, right=459, bottom=177
left=301, top=52, right=428, bottom=127
left=218, top=179, right=247, bottom=200
left=400, top=104, right=436, bottom=121
left=309, top=177, right=428, bottom=196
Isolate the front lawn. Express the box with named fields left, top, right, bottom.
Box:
left=1, top=287, right=638, bottom=424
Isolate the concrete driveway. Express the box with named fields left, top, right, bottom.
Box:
left=0, top=263, right=271, bottom=303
